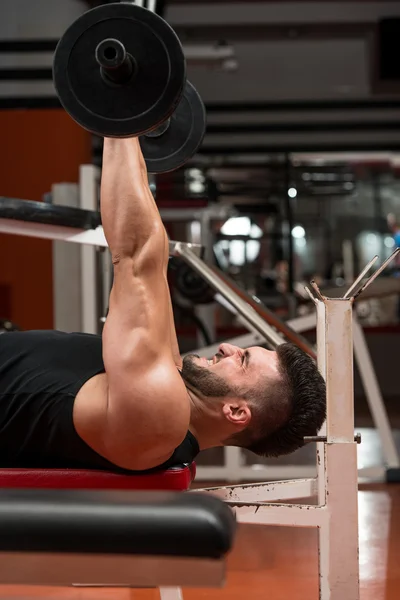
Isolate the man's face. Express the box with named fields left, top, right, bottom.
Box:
left=181, top=343, right=280, bottom=399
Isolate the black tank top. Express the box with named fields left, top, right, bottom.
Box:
left=0, top=330, right=199, bottom=472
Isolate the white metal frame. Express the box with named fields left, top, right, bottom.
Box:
left=199, top=288, right=362, bottom=600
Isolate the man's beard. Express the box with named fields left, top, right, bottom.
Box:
left=181, top=354, right=232, bottom=398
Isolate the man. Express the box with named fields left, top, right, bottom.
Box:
left=0, top=138, right=326, bottom=473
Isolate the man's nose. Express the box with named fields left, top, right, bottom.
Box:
left=218, top=343, right=239, bottom=357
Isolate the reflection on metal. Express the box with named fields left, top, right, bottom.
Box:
left=343, top=255, right=378, bottom=299
left=310, top=280, right=325, bottom=301
left=353, top=249, right=400, bottom=299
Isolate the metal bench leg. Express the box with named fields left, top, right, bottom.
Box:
left=159, top=587, right=184, bottom=600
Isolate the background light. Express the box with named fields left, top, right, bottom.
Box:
left=384, top=236, right=395, bottom=249
left=189, top=181, right=205, bottom=194
left=292, top=225, right=305, bottom=239
left=288, top=187, right=297, bottom=198
left=221, top=216, right=251, bottom=236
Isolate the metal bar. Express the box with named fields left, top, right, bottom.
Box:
left=310, top=281, right=325, bottom=301
left=233, top=503, right=327, bottom=528
left=199, top=478, right=317, bottom=503
left=325, top=299, right=355, bottom=441
left=353, top=317, right=400, bottom=468
left=319, top=443, right=359, bottom=599
left=343, top=255, right=378, bottom=298
left=353, top=248, right=400, bottom=299
left=319, top=293, right=360, bottom=599
left=304, top=434, right=361, bottom=444
left=159, top=588, right=183, bottom=600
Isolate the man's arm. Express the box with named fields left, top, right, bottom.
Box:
left=98, top=138, right=188, bottom=469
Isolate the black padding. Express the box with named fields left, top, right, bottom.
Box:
left=0, top=197, right=100, bottom=230
left=0, top=490, right=236, bottom=558
left=386, top=467, right=400, bottom=483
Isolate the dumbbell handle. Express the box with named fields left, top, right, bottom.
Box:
left=95, top=38, right=136, bottom=85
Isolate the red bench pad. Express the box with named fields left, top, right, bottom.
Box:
left=0, top=464, right=196, bottom=491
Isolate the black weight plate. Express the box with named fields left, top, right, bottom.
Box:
left=53, top=3, right=186, bottom=137
left=140, top=80, right=206, bottom=174
left=175, top=263, right=215, bottom=304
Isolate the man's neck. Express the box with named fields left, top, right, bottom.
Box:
left=185, top=387, right=225, bottom=451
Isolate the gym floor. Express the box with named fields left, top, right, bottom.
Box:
left=1, top=481, right=399, bottom=600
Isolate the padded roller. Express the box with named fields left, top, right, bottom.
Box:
left=0, top=489, right=236, bottom=559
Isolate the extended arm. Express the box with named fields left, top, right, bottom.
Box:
left=98, top=138, right=188, bottom=468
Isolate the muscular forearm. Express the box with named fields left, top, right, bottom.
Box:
left=100, top=137, right=164, bottom=262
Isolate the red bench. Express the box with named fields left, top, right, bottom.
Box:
left=0, top=464, right=196, bottom=490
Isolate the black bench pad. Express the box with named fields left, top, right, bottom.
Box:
left=0, top=197, right=100, bottom=230
left=0, top=490, right=236, bottom=559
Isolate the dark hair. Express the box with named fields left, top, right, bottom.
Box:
left=227, top=343, right=326, bottom=458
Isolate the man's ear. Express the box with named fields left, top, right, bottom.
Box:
left=222, top=400, right=251, bottom=428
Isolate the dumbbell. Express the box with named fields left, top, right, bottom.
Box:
left=53, top=2, right=206, bottom=174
